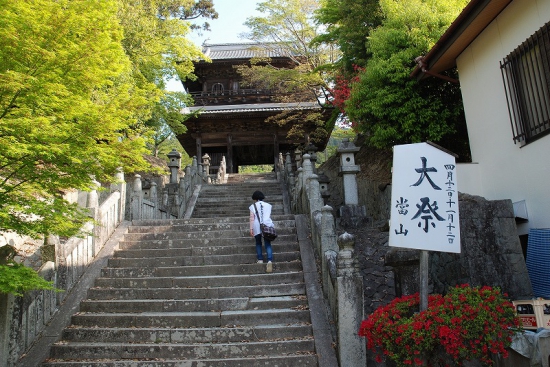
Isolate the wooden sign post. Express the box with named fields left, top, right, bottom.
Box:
left=389, top=142, right=461, bottom=311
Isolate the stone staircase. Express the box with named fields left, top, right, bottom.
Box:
left=42, top=173, right=325, bottom=366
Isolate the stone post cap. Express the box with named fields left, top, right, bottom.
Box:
left=338, top=232, right=355, bottom=251
left=132, top=174, right=142, bottom=191
left=321, top=205, right=333, bottom=212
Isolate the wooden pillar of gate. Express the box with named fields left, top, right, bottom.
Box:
left=195, top=135, right=202, bottom=165
left=273, top=133, right=279, bottom=171
left=227, top=134, right=234, bottom=173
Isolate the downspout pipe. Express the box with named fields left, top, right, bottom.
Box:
left=414, top=56, right=459, bottom=84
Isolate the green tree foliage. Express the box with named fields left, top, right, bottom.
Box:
left=345, top=0, right=470, bottom=158
left=314, top=0, right=382, bottom=73
left=117, top=1, right=210, bottom=160
left=0, top=0, right=206, bottom=239
left=242, top=0, right=336, bottom=71
left=170, top=0, right=218, bottom=33
left=0, top=0, right=210, bottom=295
left=0, top=0, right=148, bottom=238
left=146, top=91, right=194, bottom=157
left=316, top=125, right=356, bottom=164
left=118, top=0, right=205, bottom=91
left=0, top=263, right=58, bottom=296
left=239, top=0, right=339, bottom=148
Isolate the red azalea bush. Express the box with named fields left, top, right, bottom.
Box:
left=359, top=285, right=521, bottom=367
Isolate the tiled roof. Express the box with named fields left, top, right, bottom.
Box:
left=202, top=43, right=287, bottom=60
left=185, top=102, right=321, bottom=114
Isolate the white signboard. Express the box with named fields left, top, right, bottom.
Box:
left=389, top=143, right=460, bottom=253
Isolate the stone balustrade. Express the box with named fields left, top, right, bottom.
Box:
left=128, top=153, right=227, bottom=221
left=282, top=145, right=367, bottom=367
left=0, top=170, right=126, bottom=367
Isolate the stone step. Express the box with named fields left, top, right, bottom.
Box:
left=130, top=214, right=295, bottom=227
left=118, top=233, right=296, bottom=249
left=44, top=354, right=317, bottom=367
left=190, top=209, right=285, bottom=218
left=40, top=178, right=326, bottom=366
left=94, top=272, right=303, bottom=288
left=106, top=251, right=300, bottom=268
left=193, top=199, right=283, bottom=206
left=70, top=309, right=311, bottom=328
left=121, top=227, right=294, bottom=241
left=195, top=199, right=283, bottom=205
left=80, top=295, right=308, bottom=312
left=126, top=219, right=295, bottom=233
left=60, top=324, right=313, bottom=343
left=112, top=243, right=299, bottom=258
left=86, top=283, right=306, bottom=300
left=100, top=261, right=303, bottom=278
left=49, top=339, right=314, bottom=360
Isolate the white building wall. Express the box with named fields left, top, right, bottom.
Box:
left=455, top=0, right=550, bottom=234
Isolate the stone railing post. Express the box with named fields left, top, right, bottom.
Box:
left=336, top=232, right=366, bottom=367
left=178, top=176, right=187, bottom=218
left=150, top=182, right=158, bottom=205
left=87, top=179, right=100, bottom=255
left=130, top=174, right=143, bottom=221
left=294, top=148, right=302, bottom=170
left=0, top=292, right=13, bottom=367
left=320, top=206, right=338, bottom=295
left=307, top=174, right=323, bottom=215
left=184, top=165, right=192, bottom=202
left=306, top=143, right=318, bottom=174
left=295, top=167, right=304, bottom=213
left=285, top=152, right=292, bottom=178
left=109, top=168, right=126, bottom=223
left=301, top=154, right=314, bottom=213
left=149, top=182, right=158, bottom=219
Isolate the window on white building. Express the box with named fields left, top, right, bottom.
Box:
left=500, top=22, right=550, bottom=145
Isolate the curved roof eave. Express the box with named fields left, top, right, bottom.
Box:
left=411, top=0, right=512, bottom=80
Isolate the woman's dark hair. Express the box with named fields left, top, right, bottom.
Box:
left=252, top=191, right=265, bottom=201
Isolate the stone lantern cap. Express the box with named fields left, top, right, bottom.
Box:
left=337, top=138, right=360, bottom=153
left=167, top=149, right=181, bottom=167
left=305, top=142, right=318, bottom=153
left=317, top=171, right=330, bottom=184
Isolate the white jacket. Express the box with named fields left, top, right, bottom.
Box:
left=249, top=201, right=274, bottom=236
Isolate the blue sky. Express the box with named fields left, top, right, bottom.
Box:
left=167, top=0, right=262, bottom=91
left=190, top=0, right=262, bottom=45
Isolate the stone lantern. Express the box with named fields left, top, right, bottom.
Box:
left=167, top=149, right=181, bottom=184
left=337, top=138, right=366, bottom=227
left=337, top=138, right=360, bottom=205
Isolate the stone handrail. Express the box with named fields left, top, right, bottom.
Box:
left=1, top=171, right=126, bottom=367
left=281, top=151, right=367, bottom=367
